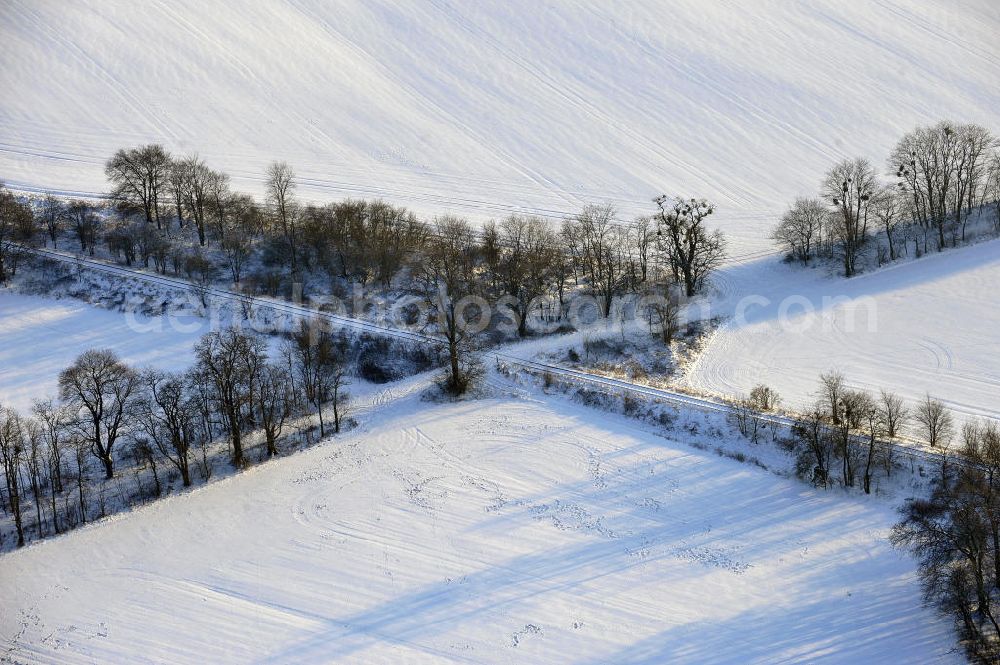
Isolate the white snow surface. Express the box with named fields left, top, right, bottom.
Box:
left=0, top=292, right=207, bottom=412
left=2, top=0, right=999, bottom=252
left=684, top=237, right=1000, bottom=428
left=0, top=6, right=995, bottom=657
left=0, top=385, right=958, bottom=664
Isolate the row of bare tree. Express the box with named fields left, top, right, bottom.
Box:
left=790, top=371, right=955, bottom=493
left=773, top=121, right=1000, bottom=276
left=729, top=371, right=958, bottom=495
left=0, top=185, right=34, bottom=282
left=13, top=142, right=731, bottom=316
left=99, top=145, right=729, bottom=301
left=0, top=324, right=350, bottom=550
left=105, top=145, right=254, bottom=248
left=894, top=420, right=1000, bottom=663
left=734, top=365, right=1000, bottom=659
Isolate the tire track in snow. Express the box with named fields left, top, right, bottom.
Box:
left=5, top=1, right=179, bottom=144
left=282, top=0, right=586, bottom=213
left=424, top=0, right=736, bottom=207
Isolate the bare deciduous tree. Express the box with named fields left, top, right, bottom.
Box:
left=749, top=384, right=781, bottom=412
left=266, top=161, right=300, bottom=278
left=569, top=204, right=632, bottom=315
left=646, top=285, right=682, bottom=345
left=877, top=389, right=907, bottom=477
left=207, top=170, right=232, bottom=242
left=105, top=144, right=170, bottom=228
left=22, top=418, right=46, bottom=537
left=58, top=350, right=140, bottom=479
left=0, top=406, right=26, bottom=547
left=220, top=194, right=261, bottom=284
left=891, top=122, right=994, bottom=252
left=878, top=390, right=908, bottom=439
left=33, top=397, right=70, bottom=533
left=255, top=363, right=293, bottom=457
left=771, top=197, right=827, bottom=264
left=953, top=124, right=994, bottom=242
left=860, top=395, right=883, bottom=494
left=39, top=194, right=63, bottom=248
left=174, top=155, right=216, bottom=247
left=285, top=322, right=348, bottom=437
left=419, top=216, right=482, bottom=394
left=631, top=216, right=655, bottom=284
left=137, top=370, right=199, bottom=486
left=166, top=160, right=187, bottom=231
left=985, top=151, right=1000, bottom=232
left=823, top=158, right=877, bottom=277
left=893, top=431, right=1000, bottom=662
left=916, top=394, right=954, bottom=448
left=193, top=329, right=267, bottom=468
left=872, top=186, right=906, bottom=263
left=835, top=389, right=870, bottom=488
left=819, top=370, right=846, bottom=425
left=0, top=183, right=34, bottom=282
left=654, top=196, right=726, bottom=297
left=793, top=405, right=834, bottom=487
left=496, top=215, right=559, bottom=336
left=64, top=200, right=99, bottom=255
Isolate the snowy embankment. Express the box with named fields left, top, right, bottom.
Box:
left=685, top=237, right=1000, bottom=429
left=0, top=383, right=957, bottom=664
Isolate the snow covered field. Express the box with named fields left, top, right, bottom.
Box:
left=2, top=0, right=998, bottom=419
left=685, top=238, right=1000, bottom=428
left=0, top=386, right=957, bottom=664
left=0, top=293, right=207, bottom=412
left=1, top=2, right=997, bottom=657
left=2, top=0, right=998, bottom=252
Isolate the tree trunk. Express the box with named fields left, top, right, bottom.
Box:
left=49, top=480, right=60, bottom=534
left=31, top=475, right=43, bottom=537
left=863, top=435, right=876, bottom=494
left=228, top=407, right=243, bottom=468
left=333, top=394, right=341, bottom=434
left=992, top=520, right=1000, bottom=591
left=102, top=455, right=114, bottom=480
left=5, top=471, right=24, bottom=547
left=449, top=341, right=460, bottom=390
left=77, top=472, right=86, bottom=524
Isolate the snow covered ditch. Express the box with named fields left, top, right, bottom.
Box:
left=6, top=256, right=444, bottom=401
left=497, top=355, right=941, bottom=499
left=0, top=291, right=203, bottom=413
